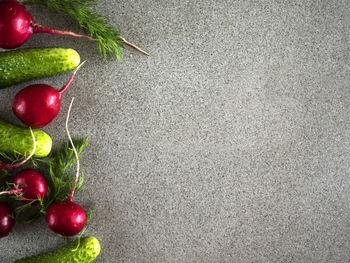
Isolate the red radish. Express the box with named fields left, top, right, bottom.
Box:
left=0, top=202, right=15, bottom=238
left=13, top=169, right=47, bottom=203
left=0, top=0, right=93, bottom=49
left=0, top=0, right=33, bottom=49
left=0, top=169, right=47, bottom=203
left=46, top=200, right=86, bottom=236
left=12, top=61, right=85, bottom=129
left=0, top=0, right=149, bottom=54
left=46, top=98, right=86, bottom=236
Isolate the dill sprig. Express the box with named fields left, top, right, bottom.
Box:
left=22, top=0, right=150, bottom=59
left=34, top=137, right=88, bottom=208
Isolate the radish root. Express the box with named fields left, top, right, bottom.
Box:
left=0, top=188, right=23, bottom=196
left=66, top=98, right=80, bottom=202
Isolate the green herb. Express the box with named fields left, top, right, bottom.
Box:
left=34, top=137, right=89, bottom=210
left=0, top=170, right=11, bottom=202
left=22, top=0, right=150, bottom=59
left=14, top=200, right=40, bottom=224
left=0, top=151, right=24, bottom=164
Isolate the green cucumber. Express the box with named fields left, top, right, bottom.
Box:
left=0, top=119, right=52, bottom=158
left=15, top=237, right=101, bottom=263
left=0, top=48, right=80, bottom=89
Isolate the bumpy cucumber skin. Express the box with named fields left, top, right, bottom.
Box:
left=0, top=48, right=80, bottom=89
left=15, top=237, right=101, bottom=263
left=0, top=119, right=52, bottom=158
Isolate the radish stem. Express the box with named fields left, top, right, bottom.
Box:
left=0, top=127, right=36, bottom=170
left=66, top=98, right=79, bottom=202
left=58, top=61, right=86, bottom=96
left=32, top=23, right=95, bottom=40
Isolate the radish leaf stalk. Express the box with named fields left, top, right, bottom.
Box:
left=58, top=61, right=86, bottom=96
left=22, top=0, right=150, bottom=59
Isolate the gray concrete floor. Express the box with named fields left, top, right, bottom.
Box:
left=1, top=0, right=350, bottom=262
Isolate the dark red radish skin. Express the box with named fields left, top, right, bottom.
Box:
left=12, top=62, right=85, bottom=128
left=0, top=202, right=15, bottom=238
left=13, top=169, right=47, bottom=203
left=46, top=200, right=86, bottom=236
left=12, top=84, right=62, bottom=129
left=0, top=0, right=93, bottom=49
left=0, top=0, right=34, bottom=49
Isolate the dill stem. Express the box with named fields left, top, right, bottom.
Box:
left=120, top=36, right=151, bottom=56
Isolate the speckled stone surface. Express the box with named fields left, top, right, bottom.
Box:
left=1, top=0, right=350, bottom=262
